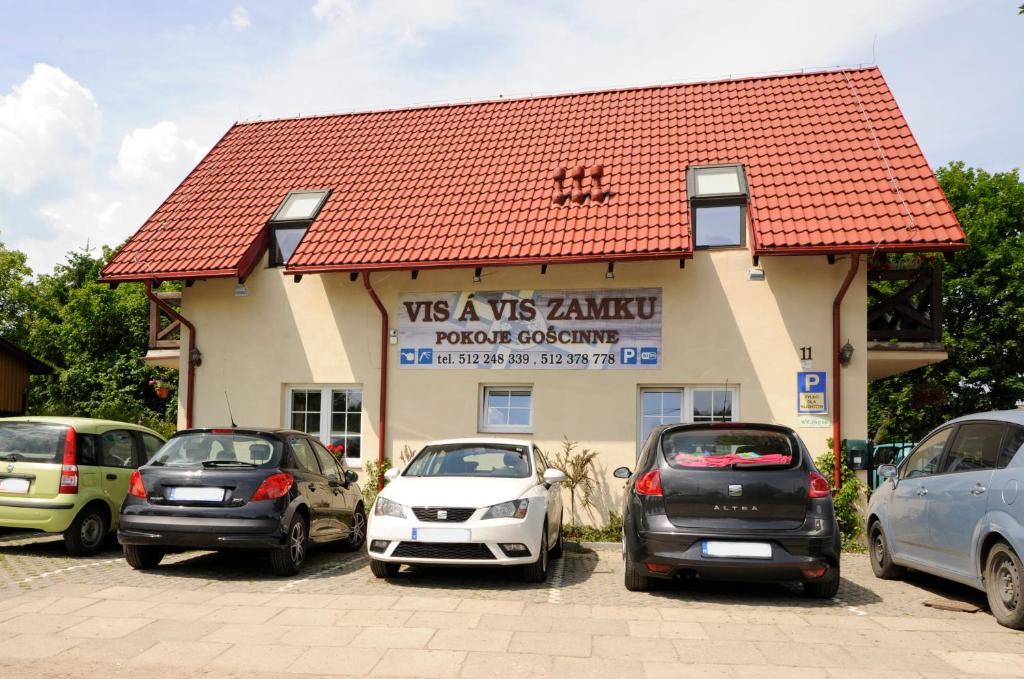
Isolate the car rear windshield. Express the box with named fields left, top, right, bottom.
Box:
left=661, top=428, right=797, bottom=469
left=404, top=444, right=532, bottom=478
left=148, top=432, right=281, bottom=468
left=0, top=423, right=67, bottom=464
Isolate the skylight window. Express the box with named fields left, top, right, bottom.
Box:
left=687, top=165, right=748, bottom=248
left=271, top=190, right=331, bottom=223
left=268, top=189, right=331, bottom=267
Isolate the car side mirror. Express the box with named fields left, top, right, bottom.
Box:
left=878, top=464, right=897, bottom=481
left=543, top=468, right=566, bottom=487
left=344, top=470, right=358, bottom=484
left=383, top=468, right=400, bottom=482
left=613, top=467, right=632, bottom=479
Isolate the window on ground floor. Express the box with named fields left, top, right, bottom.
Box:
left=480, top=386, right=533, bottom=433
left=286, top=385, right=363, bottom=463
left=638, top=386, right=738, bottom=450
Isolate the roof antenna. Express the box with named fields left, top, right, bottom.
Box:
left=224, top=390, right=237, bottom=428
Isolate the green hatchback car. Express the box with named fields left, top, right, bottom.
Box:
left=0, top=416, right=166, bottom=555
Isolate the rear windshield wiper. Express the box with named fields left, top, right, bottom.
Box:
left=201, top=460, right=259, bottom=468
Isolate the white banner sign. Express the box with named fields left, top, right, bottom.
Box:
left=397, top=288, right=662, bottom=370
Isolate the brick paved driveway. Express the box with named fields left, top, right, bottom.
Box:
left=1, top=529, right=1023, bottom=678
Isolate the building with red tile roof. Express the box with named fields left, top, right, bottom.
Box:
left=109, top=68, right=963, bottom=509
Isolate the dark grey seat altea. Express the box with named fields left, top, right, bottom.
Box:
left=867, top=410, right=1024, bottom=629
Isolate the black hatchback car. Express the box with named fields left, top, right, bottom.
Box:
left=118, top=428, right=365, bottom=576
left=615, top=422, right=841, bottom=598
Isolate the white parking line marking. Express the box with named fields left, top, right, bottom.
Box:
left=273, top=554, right=369, bottom=593
left=18, top=558, right=124, bottom=585
left=547, top=557, right=564, bottom=604
left=833, top=595, right=867, bottom=616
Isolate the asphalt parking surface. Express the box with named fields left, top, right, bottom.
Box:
left=1, top=528, right=1023, bottom=678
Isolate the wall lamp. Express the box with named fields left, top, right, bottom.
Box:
left=746, top=266, right=766, bottom=281
left=473, top=267, right=482, bottom=283
left=839, top=340, right=854, bottom=366
left=233, top=283, right=249, bottom=297
left=606, top=262, right=615, bottom=279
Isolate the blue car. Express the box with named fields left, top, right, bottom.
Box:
left=866, top=410, right=1024, bottom=629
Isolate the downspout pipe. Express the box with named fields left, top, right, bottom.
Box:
left=831, top=253, right=860, bottom=490
left=145, top=281, right=197, bottom=430
left=362, top=272, right=389, bottom=491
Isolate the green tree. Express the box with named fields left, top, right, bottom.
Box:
left=24, top=245, right=177, bottom=436
left=869, top=163, right=1024, bottom=443
left=0, top=239, right=36, bottom=345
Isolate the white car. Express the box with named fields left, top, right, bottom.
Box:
left=366, top=438, right=566, bottom=582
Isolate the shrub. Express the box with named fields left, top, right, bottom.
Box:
left=564, top=511, right=622, bottom=542
left=815, top=438, right=866, bottom=552
left=547, top=437, right=599, bottom=531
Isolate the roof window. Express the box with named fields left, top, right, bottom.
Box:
left=268, top=189, right=331, bottom=266
left=687, top=165, right=748, bottom=248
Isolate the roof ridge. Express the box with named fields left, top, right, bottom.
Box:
left=233, top=65, right=881, bottom=127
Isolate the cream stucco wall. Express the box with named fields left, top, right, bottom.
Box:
left=176, top=249, right=867, bottom=522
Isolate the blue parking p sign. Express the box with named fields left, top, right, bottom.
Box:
left=797, top=371, right=827, bottom=414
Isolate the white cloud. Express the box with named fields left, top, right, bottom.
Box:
left=111, top=121, right=204, bottom=184
left=228, top=6, right=251, bottom=30
left=0, top=63, right=101, bottom=195
left=312, top=0, right=354, bottom=23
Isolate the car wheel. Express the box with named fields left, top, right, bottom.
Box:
left=522, top=521, right=549, bottom=583
left=369, top=558, right=400, bottom=578
left=985, top=542, right=1024, bottom=630
left=869, top=522, right=906, bottom=580
left=123, top=544, right=164, bottom=570
left=550, top=520, right=564, bottom=559
left=803, top=564, right=841, bottom=599
left=623, top=550, right=649, bottom=592
left=64, top=505, right=109, bottom=556
left=270, top=515, right=307, bottom=576
left=340, top=505, right=367, bottom=552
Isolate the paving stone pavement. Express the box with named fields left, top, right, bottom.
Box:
left=1, top=529, right=1023, bottom=677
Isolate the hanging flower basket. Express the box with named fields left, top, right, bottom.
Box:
left=149, top=379, right=173, bottom=400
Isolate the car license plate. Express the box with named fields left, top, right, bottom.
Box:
left=0, top=477, right=30, bottom=494
left=167, top=486, right=225, bottom=502
left=701, top=541, right=772, bottom=559
left=411, top=528, right=471, bottom=542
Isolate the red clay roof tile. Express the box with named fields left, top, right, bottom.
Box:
left=102, top=67, right=963, bottom=280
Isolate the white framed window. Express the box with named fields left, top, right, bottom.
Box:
left=286, top=385, right=363, bottom=462
left=638, top=386, right=738, bottom=449
left=480, top=386, right=533, bottom=433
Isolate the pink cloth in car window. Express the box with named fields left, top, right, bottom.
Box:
left=672, top=453, right=791, bottom=467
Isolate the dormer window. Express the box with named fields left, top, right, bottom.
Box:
left=268, top=189, right=331, bottom=266
left=687, top=164, right=748, bottom=248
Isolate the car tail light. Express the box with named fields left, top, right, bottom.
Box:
left=59, top=427, right=78, bottom=494
left=128, top=470, right=147, bottom=498
left=635, top=469, right=662, bottom=496
left=808, top=471, right=831, bottom=498
left=211, top=428, right=235, bottom=434
left=251, top=472, right=294, bottom=501
left=646, top=563, right=672, bottom=574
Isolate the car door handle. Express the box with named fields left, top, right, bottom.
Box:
left=970, top=484, right=987, bottom=495
left=106, top=474, right=117, bottom=480
left=916, top=487, right=928, bottom=496
left=307, top=483, right=317, bottom=491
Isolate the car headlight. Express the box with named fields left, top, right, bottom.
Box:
left=374, top=496, right=407, bottom=518
left=482, top=498, right=530, bottom=520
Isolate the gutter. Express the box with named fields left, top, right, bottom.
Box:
left=831, top=254, right=860, bottom=490
left=362, top=272, right=389, bottom=491
left=145, top=282, right=197, bottom=430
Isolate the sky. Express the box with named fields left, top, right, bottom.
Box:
left=0, top=0, right=1021, bottom=275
